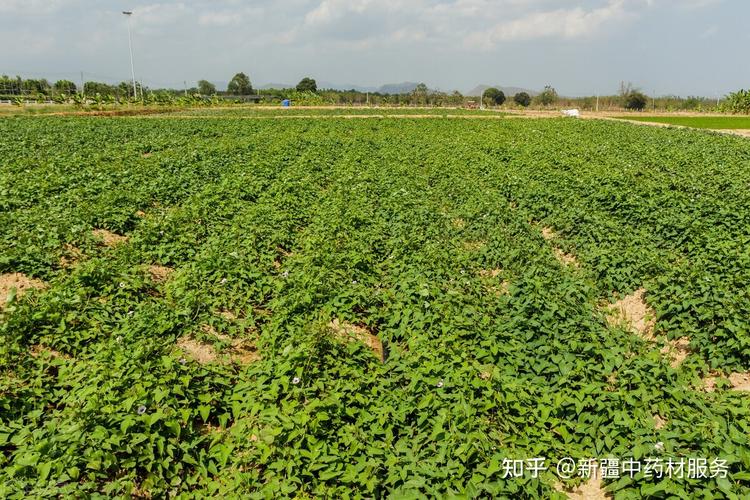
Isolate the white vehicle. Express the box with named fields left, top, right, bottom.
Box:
left=561, top=109, right=580, bottom=117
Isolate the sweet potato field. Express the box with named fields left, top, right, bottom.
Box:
left=1, top=113, right=750, bottom=497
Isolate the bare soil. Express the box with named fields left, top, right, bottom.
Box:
left=329, top=319, right=384, bottom=362
left=556, top=476, right=609, bottom=499
left=553, top=248, right=579, bottom=267
left=59, top=244, right=83, bottom=268
left=661, top=337, right=692, bottom=368
left=92, top=229, right=128, bottom=247
left=217, top=309, right=238, bottom=321
left=541, top=226, right=579, bottom=266
left=606, top=289, right=693, bottom=367
left=704, top=372, right=750, bottom=392
left=177, top=324, right=260, bottom=365
left=30, top=344, right=68, bottom=359
left=606, top=288, right=655, bottom=338
left=478, top=268, right=502, bottom=278
left=462, top=240, right=486, bottom=251
left=147, top=265, right=174, bottom=283
left=653, top=414, right=667, bottom=430
left=0, top=273, right=47, bottom=309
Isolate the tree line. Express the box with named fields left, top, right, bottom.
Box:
left=1, top=73, right=743, bottom=112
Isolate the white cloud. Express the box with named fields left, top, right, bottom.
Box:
left=0, top=0, right=71, bottom=15
left=465, top=0, right=632, bottom=49
left=198, top=11, right=238, bottom=26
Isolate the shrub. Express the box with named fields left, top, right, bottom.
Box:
left=514, top=92, right=531, bottom=107
left=484, top=87, right=505, bottom=106
left=536, top=86, right=558, bottom=106
left=721, top=89, right=750, bottom=114
left=624, top=92, right=648, bottom=111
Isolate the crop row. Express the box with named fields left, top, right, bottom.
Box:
left=1, top=115, right=748, bottom=497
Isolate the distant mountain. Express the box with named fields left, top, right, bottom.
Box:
left=318, top=81, right=378, bottom=92
left=376, top=82, right=420, bottom=94
left=254, top=81, right=433, bottom=95
left=257, top=82, right=295, bottom=90
left=467, top=85, right=537, bottom=97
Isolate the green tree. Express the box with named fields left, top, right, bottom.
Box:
left=721, top=89, right=750, bottom=114
left=537, top=85, right=558, bottom=106
left=624, top=91, right=648, bottom=111
left=227, top=72, right=253, bottom=95
left=22, top=78, right=51, bottom=95
left=514, top=92, right=531, bottom=107
left=53, top=80, right=77, bottom=94
left=84, top=81, right=117, bottom=96
left=0, top=75, right=22, bottom=95
left=484, top=87, right=505, bottom=106
left=197, top=80, right=216, bottom=95
left=296, top=77, right=317, bottom=93
left=411, top=83, right=428, bottom=105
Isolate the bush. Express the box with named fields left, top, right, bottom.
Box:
left=536, top=86, right=558, bottom=106
left=483, top=87, right=505, bottom=106
left=721, top=89, right=750, bottom=114
left=296, top=78, right=317, bottom=93
left=513, top=92, right=531, bottom=107
left=624, top=91, right=648, bottom=111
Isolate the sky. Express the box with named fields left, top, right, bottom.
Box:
left=1, top=0, right=747, bottom=96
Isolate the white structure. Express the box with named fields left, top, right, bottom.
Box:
left=123, top=11, right=138, bottom=99
left=561, top=109, right=580, bottom=118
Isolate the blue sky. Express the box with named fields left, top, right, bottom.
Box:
left=1, top=0, right=747, bottom=96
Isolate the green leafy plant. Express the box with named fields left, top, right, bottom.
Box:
left=1, top=113, right=749, bottom=497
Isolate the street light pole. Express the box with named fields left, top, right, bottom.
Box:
left=123, top=11, right=137, bottom=100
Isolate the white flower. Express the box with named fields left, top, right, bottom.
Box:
left=292, top=376, right=300, bottom=385
left=127, top=310, right=134, bottom=316
left=119, top=282, right=126, bottom=288
left=115, top=336, right=123, bottom=343
left=436, top=380, right=444, bottom=388
left=179, top=358, right=187, bottom=364
left=281, top=271, right=290, bottom=278
left=654, top=441, right=664, bottom=451
left=137, top=405, right=147, bottom=415
left=220, top=278, right=228, bottom=285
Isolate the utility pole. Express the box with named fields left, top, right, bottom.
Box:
left=80, top=71, right=84, bottom=95
left=123, top=11, right=137, bottom=99
left=595, top=94, right=599, bottom=112
left=184, top=80, right=188, bottom=96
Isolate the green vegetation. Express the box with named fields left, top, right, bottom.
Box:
left=197, top=80, right=216, bottom=96
left=536, top=85, right=558, bottom=106
left=162, top=107, right=509, bottom=117
left=227, top=73, right=253, bottom=96
left=483, top=87, right=506, bottom=106
left=624, top=92, right=649, bottom=111
left=615, top=115, right=750, bottom=129
left=720, top=90, right=750, bottom=114
left=1, top=113, right=750, bottom=497
left=295, top=77, right=318, bottom=93
left=514, top=92, right=531, bottom=107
